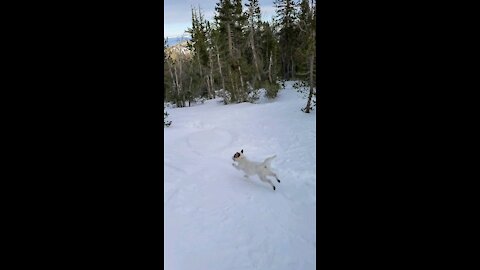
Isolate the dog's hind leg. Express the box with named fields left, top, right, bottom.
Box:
left=260, top=175, right=276, bottom=191
left=266, top=171, right=281, bottom=183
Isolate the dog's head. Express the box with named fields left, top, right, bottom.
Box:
left=232, top=149, right=244, bottom=161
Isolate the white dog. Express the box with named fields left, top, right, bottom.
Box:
left=232, top=149, right=280, bottom=190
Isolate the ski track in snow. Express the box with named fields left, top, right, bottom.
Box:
left=164, top=82, right=316, bottom=270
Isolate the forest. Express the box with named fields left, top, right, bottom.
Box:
left=164, top=0, right=316, bottom=113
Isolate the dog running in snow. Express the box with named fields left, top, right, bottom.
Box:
left=232, top=149, right=280, bottom=190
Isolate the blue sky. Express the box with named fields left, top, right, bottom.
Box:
left=164, top=0, right=277, bottom=38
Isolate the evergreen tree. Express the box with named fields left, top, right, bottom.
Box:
left=164, top=38, right=168, bottom=101
left=232, top=0, right=247, bottom=51
left=273, top=0, right=298, bottom=80
left=258, top=20, right=278, bottom=80
left=163, top=0, right=290, bottom=106
left=215, top=0, right=238, bottom=103
left=258, top=20, right=281, bottom=98
left=187, top=7, right=211, bottom=100
left=244, top=0, right=263, bottom=87
left=298, top=0, right=316, bottom=113
left=204, top=20, right=217, bottom=98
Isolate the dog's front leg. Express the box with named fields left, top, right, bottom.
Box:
left=232, top=163, right=239, bottom=170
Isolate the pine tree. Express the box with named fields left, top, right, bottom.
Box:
left=273, top=0, right=298, bottom=80
left=298, top=0, right=316, bottom=113
left=244, top=0, right=263, bottom=87
left=164, top=38, right=169, bottom=101
left=258, top=21, right=275, bottom=82
left=209, top=23, right=227, bottom=101
left=294, top=0, right=312, bottom=78
left=214, top=0, right=250, bottom=103
left=231, top=0, right=249, bottom=102
left=164, top=0, right=289, bottom=107
left=205, top=20, right=217, bottom=99
left=187, top=7, right=211, bottom=101
left=258, top=20, right=281, bottom=98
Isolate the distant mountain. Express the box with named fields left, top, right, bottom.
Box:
left=165, top=41, right=192, bottom=61
left=165, top=36, right=191, bottom=46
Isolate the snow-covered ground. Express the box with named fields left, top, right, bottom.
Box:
left=164, top=82, right=316, bottom=270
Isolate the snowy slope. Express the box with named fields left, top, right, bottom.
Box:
left=164, top=82, right=316, bottom=270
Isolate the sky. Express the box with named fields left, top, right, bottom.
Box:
left=164, top=0, right=277, bottom=38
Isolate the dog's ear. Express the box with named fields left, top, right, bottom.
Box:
left=241, top=149, right=243, bottom=153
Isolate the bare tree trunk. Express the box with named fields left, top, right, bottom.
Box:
left=204, top=75, right=209, bottom=98
left=208, top=50, right=214, bottom=99
left=196, top=53, right=204, bottom=98
left=247, top=8, right=261, bottom=84
left=208, top=48, right=215, bottom=98
left=216, top=46, right=226, bottom=91
left=291, top=57, right=295, bottom=79
left=188, top=77, right=193, bottom=107
left=227, top=23, right=234, bottom=59
left=179, top=58, right=185, bottom=107
left=210, top=73, right=215, bottom=98
left=173, top=64, right=180, bottom=106
left=168, top=63, right=178, bottom=105
left=197, top=53, right=203, bottom=78
left=205, top=75, right=210, bottom=98
left=268, top=52, right=273, bottom=84
left=304, top=54, right=315, bottom=113
left=281, top=53, right=286, bottom=79
left=238, top=65, right=244, bottom=100
left=304, top=24, right=316, bottom=113
left=174, top=62, right=184, bottom=107
left=233, top=80, right=238, bottom=102
left=228, top=67, right=236, bottom=102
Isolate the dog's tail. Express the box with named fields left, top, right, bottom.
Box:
left=262, top=155, right=277, bottom=168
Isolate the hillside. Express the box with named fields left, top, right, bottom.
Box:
left=165, top=41, right=192, bottom=61
left=164, top=82, right=316, bottom=270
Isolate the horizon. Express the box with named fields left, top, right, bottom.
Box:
left=164, top=35, right=191, bottom=46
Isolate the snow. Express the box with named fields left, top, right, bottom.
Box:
left=164, top=81, right=316, bottom=270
